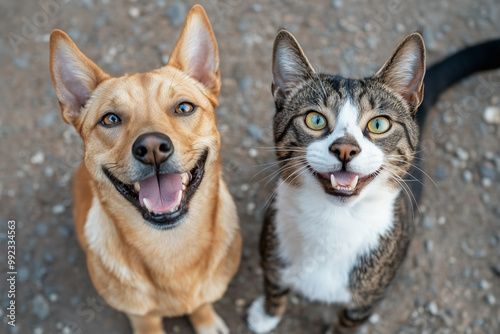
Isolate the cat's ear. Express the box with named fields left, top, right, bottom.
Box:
left=50, top=30, right=110, bottom=125
left=374, top=32, right=426, bottom=111
left=167, top=5, right=220, bottom=101
left=272, top=29, right=316, bottom=106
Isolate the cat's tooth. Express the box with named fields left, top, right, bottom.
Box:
left=134, top=182, right=141, bottom=193
left=330, top=174, right=338, bottom=188
left=350, top=176, right=359, bottom=190
left=143, top=198, right=153, bottom=213
left=181, top=173, right=189, bottom=185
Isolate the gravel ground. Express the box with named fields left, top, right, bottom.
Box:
left=1, top=0, right=499, bottom=333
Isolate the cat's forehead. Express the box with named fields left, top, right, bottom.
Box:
left=284, top=75, right=408, bottom=120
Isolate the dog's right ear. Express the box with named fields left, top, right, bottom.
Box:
left=50, top=30, right=110, bottom=125
left=167, top=5, right=220, bottom=103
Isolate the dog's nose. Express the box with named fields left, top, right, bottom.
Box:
left=132, top=133, right=174, bottom=167
left=330, top=141, right=361, bottom=163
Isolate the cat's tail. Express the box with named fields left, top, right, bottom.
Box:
left=417, top=39, right=500, bottom=130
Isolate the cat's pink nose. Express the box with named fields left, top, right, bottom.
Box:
left=330, top=142, right=361, bottom=163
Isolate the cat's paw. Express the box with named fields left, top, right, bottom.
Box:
left=195, top=313, right=229, bottom=334
left=246, top=296, right=282, bottom=333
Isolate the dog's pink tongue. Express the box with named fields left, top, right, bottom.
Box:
left=332, top=171, right=358, bottom=186
left=139, top=174, right=182, bottom=213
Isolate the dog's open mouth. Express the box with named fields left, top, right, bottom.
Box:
left=104, top=152, right=208, bottom=229
left=312, top=169, right=378, bottom=198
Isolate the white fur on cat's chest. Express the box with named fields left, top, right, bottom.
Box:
left=273, top=177, right=399, bottom=304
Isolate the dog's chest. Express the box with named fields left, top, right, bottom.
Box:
left=273, top=184, right=398, bottom=304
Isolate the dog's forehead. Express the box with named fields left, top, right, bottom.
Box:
left=94, top=70, right=208, bottom=107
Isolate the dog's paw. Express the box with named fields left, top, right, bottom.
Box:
left=246, top=296, right=282, bottom=334
left=196, top=313, right=229, bottom=334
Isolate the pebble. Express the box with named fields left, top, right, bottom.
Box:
left=455, top=147, right=469, bottom=161
left=483, top=106, right=500, bottom=124
left=32, top=294, right=50, bottom=320
left=33, top=326, right=44, bottom=334
left=485, top=294, right=496, bottom=305
left=52, top=204, right=65, bottom=215
left=247, top=124, right=263, bottom=140
left=425, top=239, right=434, bottom=252
left=481, top=178, right=492, bottom=188
left=422, top=215, right=434, bottom=229
left=156, top=0, right=167, bottom=8
left=235, top=298, right=245, bottom=307
left=331, top=0, right=343, bottom=8
left=13, top=54, right=30, bottom=69
left=480, top=165, right=496, bottom=180
left=18, top=267, right=30, bottom=283
left=49, top=293, right=58, bottom=302
left=128, top=7, right=140, bottom=18
left=462, top=170, right=473, bottom=183
left=435, top=165, right=447, bottom=180
left=246, top=202, right=255, bottom=215
left=248, top=148, right=258, bottom=158
left=251, top=4, right=262, bottom=13
left=30, top=151, right=45, bottom=165
left=426, top=301, right=438, bottom=315
left=369, top=313, right=380, bottom=324
left=478, top=280, right=490, bottom=290
left=36, top=223, right=48, bottom=237
left=239, top=76, right=252, bottom=91
left=473, top=318, right=484, bottom=327
left=38, top=113, right=57, bottom=128
left=166, top=2, right=187, bottom=27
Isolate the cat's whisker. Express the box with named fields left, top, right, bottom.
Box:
left=249, top=158, right=306, bottom=183
left=263, top=160, right=307, bottom=186
left=384, top=158, right=438, bottom=189
left=376, top=169, right=420, bottom=215
left=382, top=162, right=425, bottom=186
left=262, top=164, right=309, bottom=211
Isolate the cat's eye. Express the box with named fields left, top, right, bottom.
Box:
left=101, top=113, right=121, bottom=127
left=367, top=116, right=391, bottom=134
left=305, top=112, right=327, bottom=131
left=175, top=102, right=195, bottom=114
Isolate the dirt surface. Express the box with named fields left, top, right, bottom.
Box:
left=1, top=0, right=499, bottom=333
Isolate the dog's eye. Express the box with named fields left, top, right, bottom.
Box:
left=175, top=102, right=195, bottom=114
left=101, top=113, right=121, bottom=127
left=367, top=116, right=391, bottom=134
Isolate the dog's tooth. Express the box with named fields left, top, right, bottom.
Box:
left=143, top=198, right=153, bottom=213
left=182, top=184, right=186, bottom=191
left=134, top=182, right=140, bottom=192
left=330, top=174, right=338, bottom=188
left=176, top=190, right=182, bottom=207
left=350, top=175, right=359, bottom=190
left=181, top=173, right=189, bottom=185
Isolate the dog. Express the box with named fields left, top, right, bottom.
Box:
left=49, top=5, right=241, bottom=334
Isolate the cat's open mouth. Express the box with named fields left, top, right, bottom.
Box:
left=313, top=170, right=378, bottom=197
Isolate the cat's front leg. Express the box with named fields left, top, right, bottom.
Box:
left=327, top=306, right=373, bottom=334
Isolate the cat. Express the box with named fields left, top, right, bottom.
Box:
left=246, top=29, right=500, bottom=334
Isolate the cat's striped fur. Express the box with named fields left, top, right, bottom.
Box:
left=247, top=30, right=500, bottom=334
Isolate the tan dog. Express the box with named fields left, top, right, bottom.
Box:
left=49, top=5, right=241, bottom=334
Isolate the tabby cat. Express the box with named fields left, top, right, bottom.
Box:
left=246, top=30, right=500, bottom=334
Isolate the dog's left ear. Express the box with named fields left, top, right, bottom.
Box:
left=50, top=30, right=110, bottom=125
left=167, top=5, right=220, bottom=101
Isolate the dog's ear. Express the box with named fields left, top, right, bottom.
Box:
left=50, top=30, right=110, bottom=125
left=167, top=5, right=220, bottom=101
left=272, top=29, right=316, bottom=108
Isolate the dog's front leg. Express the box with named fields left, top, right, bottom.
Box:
left=189, top=303, right=229, bottom=334
left=127, top=313, right=166, bottom=334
